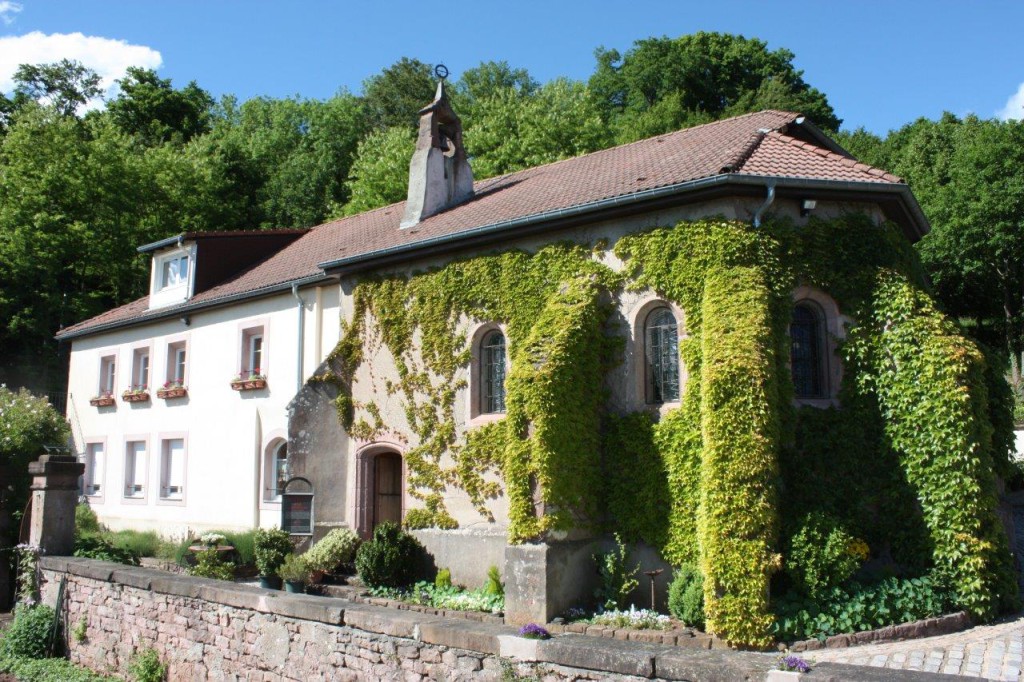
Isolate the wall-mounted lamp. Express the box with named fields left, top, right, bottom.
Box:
left=800, top=199, right=817, bottom=217
left=180, top=315, right=191, bottom=327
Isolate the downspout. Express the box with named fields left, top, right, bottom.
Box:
left=752, top=182, right=776, bottom=228
left=291, top=284, right=305, bottom=393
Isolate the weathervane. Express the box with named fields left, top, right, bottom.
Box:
left=434, top=64, right=449, bottom=80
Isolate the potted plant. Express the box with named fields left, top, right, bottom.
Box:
left=277, top=553, right=308, bottom=593
left=231, top=369, right=267, bottom=391
left=254, top=527, right=293, bottom=590
left=89, top=391, right=115, bottom=407
left=121, top=384, right=150, bottom=403
left=156, top=380, right=187, bottom=399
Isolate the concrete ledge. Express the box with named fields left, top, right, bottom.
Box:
left=262, top=592, right=346, bottom=625
left=342, top=603, right=439, bottom=639
left=417, top=618, right=505, bottom=655
left=807, top=662, right=951, bottom=680
left=654, top=648, right=773, bottom=680
left=791, top=611, right=971, bottom=652
left=540, top=635, right=658, bottom=677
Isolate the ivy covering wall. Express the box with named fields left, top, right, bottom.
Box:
left=316, top=214, right=1016, bottom=647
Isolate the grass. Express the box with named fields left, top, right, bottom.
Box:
left=108, top=530, right=162, bottom=558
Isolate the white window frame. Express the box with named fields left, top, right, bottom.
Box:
left=122, top=438, right=149, bottom=502
left=238, top=320, right=269, bottom=378
left=149, top=243, right=196, bottom=310
left=131, top=345, right=151, bottom=391
left=165, top=339, right=188, bottom=387
left=98, top=354, right=117, bottom=396
left=83, top=439, right=106, bottom=501
left=158, top=435, right=187, bottom=505
left=158, top=253, right=189, bottom=291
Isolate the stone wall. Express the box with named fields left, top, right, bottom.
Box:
left=39, top=557, right=935, bottom=681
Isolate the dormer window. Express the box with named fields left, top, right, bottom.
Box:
left=147, top=242, right=196, bottom=310
left=160, top=255, right=189, bottom=290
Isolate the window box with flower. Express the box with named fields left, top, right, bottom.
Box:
left=121, top=385, right=150, bottom=403
left=89, top=392, right=115, bottom=407
left=156, top=380, right=188, bottom=399
left=231, top=369, right=267, bottom=391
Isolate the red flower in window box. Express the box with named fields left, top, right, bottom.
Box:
left=231, top=369, right=267, bottom=391
left=156, top=380, right=188, bottom=399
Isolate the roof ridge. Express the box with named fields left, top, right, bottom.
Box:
left=758, top=131, right=903, bottom=183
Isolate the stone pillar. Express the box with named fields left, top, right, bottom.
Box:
left=28, top=454, right=83, bottom=556
left=503, top=540, right=601, bottom=625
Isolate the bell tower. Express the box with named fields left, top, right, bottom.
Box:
left=400, top=66, right=474, bottom=228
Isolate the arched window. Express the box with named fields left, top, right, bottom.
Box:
left=645, top=308, right=680, bottom=404
left=481, top=331, right=507, bottom=414
left=791, top=303, right=826, bottom=398
left=265, top=441, right=289, bottom=502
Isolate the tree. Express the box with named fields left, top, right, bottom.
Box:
left=466, top=78, right=611, bottom=179
left=12, top=59, right=102, bottom=117
left=340, top=126, right=414, bottom=215
left=878, top=114, right=1024, bottom=382
left=589, top=32, right=840, bottom=142
left=453, top=60, right=537, bottom=125
left=107, top=67, right=214, bottom=145
left=207, top=93, right=368, bottom=227
left=0, top=387, right=70, bottom=545
left=361, top=58, right=436, bottom=131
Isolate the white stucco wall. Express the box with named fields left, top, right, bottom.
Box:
left=67, top=283, right=340, bottom=537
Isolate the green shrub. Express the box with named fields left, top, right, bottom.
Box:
left=277, top=553, right=308, bottom=582
left=0, top=655, right=117, bottom=681
left=304, top=528, right=361, bottom=573
left=109, top=530, right=162, bottom=558
left=156, top=536, right=193, bottom=566
left=435, top=568, right=452, bottom=589
left=128, top=647, right=166, bottom=682
left=74, top=504, right=102, bottom=535
left=253, top=527, right=293, bottom=577
left=355, top=522, right=424, bottom=588
left=73, top=533, right=140, bottom=566
left=593, top=534, right=639, bottom=610
left=0, top=604, right=57, bottom=659
left=186, top=549, right=234, bottom=581
left=667, top=564, right=705, bottom=629
left=785, top=512, right=865, bottom=599
left=773, top=574, right=953, bottom=641
left=483, top=565, right=503, bottom=597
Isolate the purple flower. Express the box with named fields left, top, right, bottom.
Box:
left=779, top=655, right=811, bottom=673
left=518, top=623, right=551, bottom=640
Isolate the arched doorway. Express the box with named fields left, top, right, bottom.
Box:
left=372, top=452, right=403, bottom=528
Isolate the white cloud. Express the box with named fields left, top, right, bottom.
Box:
left=0, top=31, right=161, bottom=110
left=0, top=2, right=22, bottom=25
left=997, top=81, right=1024, bottom=121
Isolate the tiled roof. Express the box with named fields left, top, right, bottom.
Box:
left=57, top=110, right=908, bottom=339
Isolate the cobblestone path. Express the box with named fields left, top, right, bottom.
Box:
left=808, top=615, right=1024, bottom=680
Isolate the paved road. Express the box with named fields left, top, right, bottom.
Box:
left=809, top=615, right=1024, bottom=680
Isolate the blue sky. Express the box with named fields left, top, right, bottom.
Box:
left=1, top=1, right=1022, bottom=134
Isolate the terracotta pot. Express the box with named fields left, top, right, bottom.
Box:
left=89, top=396, right=115, bottom=407
left=121, top=392, right=150, bottom=403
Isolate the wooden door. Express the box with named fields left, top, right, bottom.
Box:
left=373, top=453, right=403, bottom=528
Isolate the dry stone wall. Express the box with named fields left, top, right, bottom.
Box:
left=39, top=557, right=934, bottom=681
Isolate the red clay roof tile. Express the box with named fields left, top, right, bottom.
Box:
left=57, top=110, right=905, bottom=339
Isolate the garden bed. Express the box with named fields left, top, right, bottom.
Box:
left=787, top=611, right=971, bottom=652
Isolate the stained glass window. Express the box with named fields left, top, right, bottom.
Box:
left=646, top=308, right=680, bottom=403
left=482, top=331, right=506, bottom=414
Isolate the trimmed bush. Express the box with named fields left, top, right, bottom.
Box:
left=254, top=527, right=293, bottom=577
left=187, top=549, right=234, bottom=581
left=667, top=564, right=705, bottom=629
left=74, top=504, right=102, bottom=535
left=277, top=553, right=308, bottom=582
left=304, top=528, right=361, bottom=574
left=355, top=522, right=424, bottom=588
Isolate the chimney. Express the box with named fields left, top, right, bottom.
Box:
left=400, top=77, right=473, bottom=228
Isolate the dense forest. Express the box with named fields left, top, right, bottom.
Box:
left=0, top=32, right=1021, bottom=411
